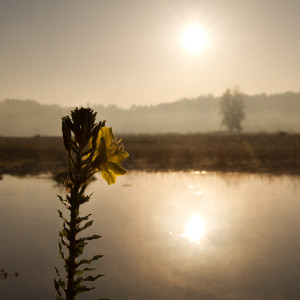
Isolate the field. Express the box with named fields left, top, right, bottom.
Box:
left=0, top=133, right=300, bottom=178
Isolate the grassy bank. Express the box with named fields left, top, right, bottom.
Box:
left=0, top=133, right=300, bottom=177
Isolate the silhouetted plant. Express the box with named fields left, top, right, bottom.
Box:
left=219, top=88, right=245, bottom=133
left=54, top=107, right=128, bottom=300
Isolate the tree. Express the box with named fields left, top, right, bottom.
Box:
left=219, top=88, right=245, bottom=132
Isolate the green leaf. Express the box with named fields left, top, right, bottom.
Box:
left=74, top=267, right=95, bottom=275
left=55, top=267, right=66, bottom=288
left=82, top=267, right=95, bottom=272
left=74, top=284, right=95, bottom=294
left=57, top=210, right=69, bottom=225
left=85, top=234, right=102, bottom=240
left=60, top=237, right=69, bottom=248
left=82, top=274, right=104, bottom=282
left=64, top=261, right=69, bottom=273
left=54, top=278, right=61, bottom=297
left=75, top=240, right=88, bottom=257
left=57, top=195, right=67, bottom=204
left=58, top=242, right=65, bottom=260
left=63, top=223, right=70, bottom=233
left=79, top=220, right=93, bottom=232
left=79, top=183, right=88, bottom=197
left=57, top=209, right=63, bottom=219
left=76, top=259, right=91, bottom=267
left=75, top=274, right=104, bottom=284
left=62, top=117, right=72, bottom=152
left=68, top=168, right=75, bottom=183
left=76, top=255, right=103, bottom=267
left=57, top=195, right=70, bottom=209
left=77, top=214, right=92, bottom=223
left=54, top=267, right=66, bottom=299
left=78, top=194, right=91, bottom=205
left=92, top=254, right=104, bottom=260
left=60, top=228, right=69, bottom=238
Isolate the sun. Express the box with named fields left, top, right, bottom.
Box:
left=181, top=24, right=207, bottom=53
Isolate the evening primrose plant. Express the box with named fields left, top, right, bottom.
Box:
left=54, top=107, right=128, bottom=300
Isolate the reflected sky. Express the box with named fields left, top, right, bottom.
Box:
left=0, top=172, right=300, bottom=299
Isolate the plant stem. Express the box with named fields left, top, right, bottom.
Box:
left=66, top=199, right=78, bottom=300
left=66, top=150, right=82, bottom=300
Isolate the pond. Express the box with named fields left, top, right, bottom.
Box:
left=0, top=172, right=300, bottom=300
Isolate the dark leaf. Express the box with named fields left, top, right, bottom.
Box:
left=76, top=213, right=92, bottom=224
left=74, top=284, right=95, bottom=294
left=86, top=235, right=102, bottom=241
left=76, top=254, right=103, bottom=267
left=78, top=220, right=93, bottom=232
left=54, top=278, right=61, bottom=295
left=82, top=274, right=104, bottom=282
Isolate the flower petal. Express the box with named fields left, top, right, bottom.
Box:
left=100, top=127, right=114, bottom=149
left=109, top=150, right=129, bottom=164
left=100, top=164, right=116, bottom=185
left=106, top=161, right=127, bottom=176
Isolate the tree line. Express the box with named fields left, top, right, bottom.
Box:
left=0, top=91, right=299, bottom=136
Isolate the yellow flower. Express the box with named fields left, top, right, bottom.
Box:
left=92, top=127, right=129, bottom=185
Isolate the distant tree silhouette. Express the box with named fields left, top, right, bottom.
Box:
left=219, top=88, right=245, bottom=132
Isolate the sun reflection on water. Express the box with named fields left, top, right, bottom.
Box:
left=181, top=215, right=206, bottom=244
left=190, top=170, right=207, bottom=175
left=193, top=190, right=203, bottom=195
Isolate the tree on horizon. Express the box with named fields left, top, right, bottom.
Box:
left=219, top=88, right=245, bottom=133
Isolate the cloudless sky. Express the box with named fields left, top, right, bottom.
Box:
left=0, top=0, right=299, bottom=107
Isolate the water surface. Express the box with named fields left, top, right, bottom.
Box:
left=0, top=172, right=300, bottom=299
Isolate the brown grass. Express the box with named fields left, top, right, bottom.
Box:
left=0, top=133, right=300, bottom=177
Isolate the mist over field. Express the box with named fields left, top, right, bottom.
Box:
left=1, top=92, right=299, bottom=136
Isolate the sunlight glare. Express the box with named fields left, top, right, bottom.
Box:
left=181, top=25, right=207, bottom=53
left=181, top=215, right=205, bottom=244
left=193, top=190, right=203, bottom=195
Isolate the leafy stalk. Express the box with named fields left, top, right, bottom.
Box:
left=55, top=107, right=128, bottom=299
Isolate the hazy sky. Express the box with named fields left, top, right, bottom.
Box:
left=0, top=0, right=299, bottom=107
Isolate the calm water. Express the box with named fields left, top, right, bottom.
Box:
left=0, top=172, right=300, bottom=300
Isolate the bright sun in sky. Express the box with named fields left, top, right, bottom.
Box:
left=181, top=24, right=207, bottom=53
